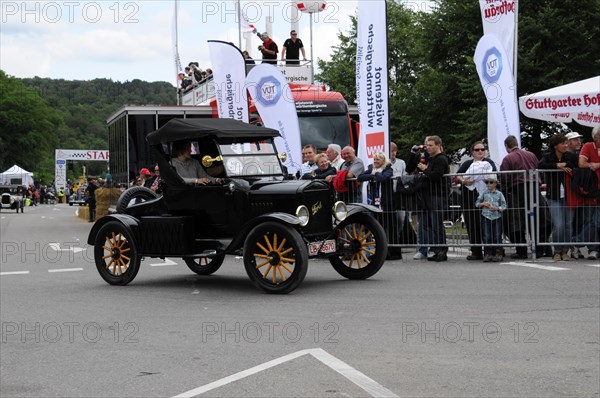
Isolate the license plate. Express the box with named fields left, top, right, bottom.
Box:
left=308, top=239, right=336, bottom=256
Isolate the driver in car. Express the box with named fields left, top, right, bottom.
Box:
left=171, top=141, right=224, bottom=185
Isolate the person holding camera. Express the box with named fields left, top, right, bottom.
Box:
left=406, top=136, right=451, bottom=262
left=256, top=31, right=278, bottom=65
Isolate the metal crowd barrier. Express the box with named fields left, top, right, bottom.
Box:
left=533, top=169, right=599, bottom=258
left=336, top=169, right=599, bottom=260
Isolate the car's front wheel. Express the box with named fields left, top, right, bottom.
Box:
left=243, top=222, right=308, bottom=294
left=329, top=213, right=387, bottom=279
left=184, top=255, right=225, bottom=275
left=94, top=221, right=141, bottom=285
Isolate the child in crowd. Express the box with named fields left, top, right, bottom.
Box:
left=475, top=175, right=507, bottom=262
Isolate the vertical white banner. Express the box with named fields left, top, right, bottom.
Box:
left=356, top=0, right=389, bottom=164
left=474, top=34, right=520, bottom=159
left=479, top=0, right=518, bottom=165
left=208, top=40, right=249, bottom=123
left=246, top=64, right=302, bottom=175
left=479, top=0, right=516, bottom=69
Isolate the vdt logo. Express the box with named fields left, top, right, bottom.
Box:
left=482, top=47, right=503, bottom=83
left=256, top=76, right=281, bottom=107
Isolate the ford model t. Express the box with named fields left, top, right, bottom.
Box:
left=88, top=119, right=387, bottom=293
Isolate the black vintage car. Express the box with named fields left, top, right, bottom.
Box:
left=88, top=119, right=387, bottom=293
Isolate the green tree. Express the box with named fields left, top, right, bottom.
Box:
left=0, top=72, right=176, bottom=183
left=518, top=0, right=600, bottom=156
left=0, top=70, right=64, bottom=180
left=316, top=0, right=600, bottom=159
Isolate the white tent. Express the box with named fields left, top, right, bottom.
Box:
left=0, top=165, right=34, bottom=186
left=518, top=76, right=600, bottom=127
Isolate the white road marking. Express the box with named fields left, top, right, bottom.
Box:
left=172, top=348, right=398, bottom=398
left=501, top=261, right=570, bottom=271
left=584, top=263, right=600, bottom=268
left=150, top=259, right=178, bottom=267
left=0, top=271, right=30, bottom=276
left=48, top=268, right=84, bottom=273
left=49, top=243, right=86, bottom=253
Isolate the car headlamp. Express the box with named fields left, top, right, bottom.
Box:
left=295, top=205, right=310, bottom=227
left=332, top=201, right=347, bottom=222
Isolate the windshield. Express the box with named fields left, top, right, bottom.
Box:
left=219, top=141, right=283, bottom=177
left=298, top=115, right=351, bottom=151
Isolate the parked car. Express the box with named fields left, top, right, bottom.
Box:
left=69, top=185, right=87, bottom=206
left=88, top=119, right=388, bottom=294
left=0, top=185, right=24, bottom=213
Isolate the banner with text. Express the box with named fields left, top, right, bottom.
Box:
left=356, top=0, right=389, bottom=165
left=55, top=149, right=109, bottom=189
left=208, top=40, right=249, bottom=123
left=518, top=76, right=600, bottom=127
left=246, top=64, right=302, bottom=175
left=479, top=0, right=516, bottom=68
left=474, top=34, right=520, bottom=165
left=479, top=0, right=518, bottom=165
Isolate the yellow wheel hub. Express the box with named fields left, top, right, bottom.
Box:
left=338, top=224, right=375, bottom=269
left=253, top=233, right=295, bottom=284
left=101, top=232, right=131, bottom=276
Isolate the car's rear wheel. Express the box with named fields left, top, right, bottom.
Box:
left=329, top=213, right=387, bottom=279
left=184, top=255, right=225, bottom=275
left=243, top=222, right=308, bottom=294
left=94, top=221, right=141, bottom=285
left=116, top=186, right=159, bottom=213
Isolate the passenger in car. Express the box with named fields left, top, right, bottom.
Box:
left=171, top=141, right=223, bottom=185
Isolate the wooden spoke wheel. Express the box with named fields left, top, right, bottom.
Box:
left=94, top=221, right=141, bottom=285
left=329, top=213, right=387, bottom=279
left=243, top=222, right=308, bottom=294
left=184, top=255, right=225, bottom=275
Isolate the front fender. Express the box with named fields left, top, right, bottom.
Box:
left=225, top=212, right=302, bottom=252
left=87, top=214, right=141, bottom=245
left=346, top=203, right=382, bottom=217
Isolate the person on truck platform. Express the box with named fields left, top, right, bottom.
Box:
left=281, top=30, right=306, bottom=65
left=256, top=31, right=278, bottom=65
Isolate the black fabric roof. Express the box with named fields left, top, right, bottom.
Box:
left=146, top=118, right=280, bottom=145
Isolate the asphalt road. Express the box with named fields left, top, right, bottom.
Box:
left=1, top=204, right=599, bottom=397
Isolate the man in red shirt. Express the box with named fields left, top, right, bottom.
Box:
left=577, top=125, right=600, bottom=259
left=257, top=32, right=278, bottom=65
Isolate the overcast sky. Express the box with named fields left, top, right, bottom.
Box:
left=0, top=0, right=357, bottom=84
left=1, top=1, right=435, bottom=85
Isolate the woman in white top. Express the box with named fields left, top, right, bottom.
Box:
left=455, top=141, right=497, bottom=260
